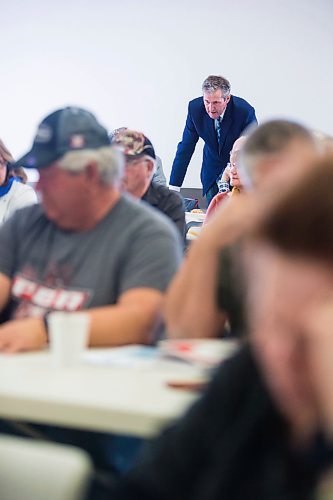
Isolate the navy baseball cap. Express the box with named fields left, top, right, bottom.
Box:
left=14, top=107, right=111, bottom=169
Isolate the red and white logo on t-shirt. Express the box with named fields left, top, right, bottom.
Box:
left=11, top=274, right=91, bottom=318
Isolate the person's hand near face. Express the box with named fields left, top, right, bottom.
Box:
left=221, top=165, right=231, bottom=183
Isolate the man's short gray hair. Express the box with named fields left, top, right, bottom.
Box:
left=202, top=75, right=231, bottom=98
left=58, top=146, right=124, bottom=185
left=240, top=120, right=317, bottom=185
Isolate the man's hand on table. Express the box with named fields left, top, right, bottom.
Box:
left=0, top=317, right=48, bottom=353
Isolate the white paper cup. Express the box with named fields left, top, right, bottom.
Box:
left=48, top=312, right=90, bottom=368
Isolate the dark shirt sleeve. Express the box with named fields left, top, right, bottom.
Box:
left=112, top=347, right=259, bottom=500
left=142, top=185, right=186, bottom=240
left=163, top=191, right=185, bottom=239
left=169, top=103, right=199, bottom=188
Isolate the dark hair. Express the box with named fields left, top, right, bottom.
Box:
left=255, top=155, right=333, bottom=264
left=10, top=167, right=28, bottom=184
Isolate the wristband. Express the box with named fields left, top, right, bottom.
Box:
left=43, top=312, right=51, bottom=343
left=218, top=181, right=230, bottom=194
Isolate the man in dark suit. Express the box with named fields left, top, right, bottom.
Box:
left=169, top=75, right=257, bottom=204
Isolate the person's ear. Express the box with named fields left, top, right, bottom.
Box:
left=146, top=159, right=155, bottom=176
left=85, top=162, right=100, bottom=183
left=225, top=95, right=231, bottom=105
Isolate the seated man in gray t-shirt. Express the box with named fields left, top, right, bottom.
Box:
left=0, top=107, right=182, bottom=353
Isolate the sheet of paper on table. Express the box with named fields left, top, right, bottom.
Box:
left=83, top=340, right=239, bottom=371
left=158, top=339, right=239, bottom=368
left=83, top=345, right=159, bottom=369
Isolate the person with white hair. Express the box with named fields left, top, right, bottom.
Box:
left=0, top=106, right=182, bottom=352
left=204, top=136, right=247, bottom=221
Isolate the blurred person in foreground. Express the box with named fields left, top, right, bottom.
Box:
left=165, top=120, right=319, bottom=339
left=112, top=129, right=185, bottom=238
left=0, top=138, right=37, bottom=224
left=111, top=155, right=333, bottom=500
left=0, top=107, right=182, bottom=353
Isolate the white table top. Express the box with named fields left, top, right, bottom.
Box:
left=0, top=346, right=206, bottom=438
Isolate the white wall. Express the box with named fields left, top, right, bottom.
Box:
left=2, top=0, right=333, bottom=187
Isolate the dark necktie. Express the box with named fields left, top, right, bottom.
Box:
left=216, top=117, right=222, bottom=144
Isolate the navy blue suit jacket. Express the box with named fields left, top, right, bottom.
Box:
left=170, top=95, right=257, bottom=195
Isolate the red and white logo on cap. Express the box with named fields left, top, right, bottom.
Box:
left=69, top=134, right=85, bottom=148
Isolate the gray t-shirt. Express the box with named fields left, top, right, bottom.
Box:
left=0, top=194, right=182, bottom=320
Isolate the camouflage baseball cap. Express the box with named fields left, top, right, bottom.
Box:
left=111, top=129, right=156, bottom=160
